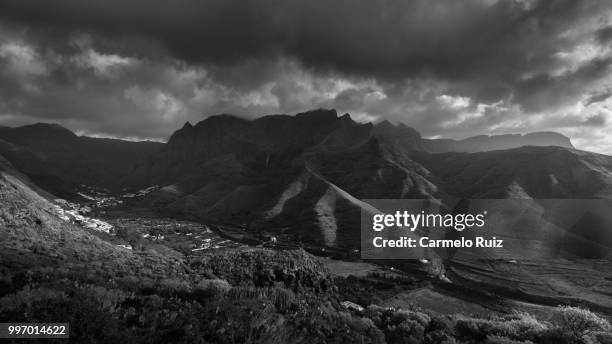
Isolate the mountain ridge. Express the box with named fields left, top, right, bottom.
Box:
left=422, top=131, right=573, bottom=153
left=0, top=123, right=164, bottom=197
left=0, top=111, right=576, bottom=159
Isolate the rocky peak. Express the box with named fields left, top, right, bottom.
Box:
left=372, top=120, right=423, bottom=151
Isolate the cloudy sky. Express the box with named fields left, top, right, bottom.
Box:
left=0, top=0, right=611, bottom=153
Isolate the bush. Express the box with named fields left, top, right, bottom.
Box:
left=227, top=286, right=296, bottom=312
left=455, top=312, right=547, bottom=342
left=268, top=287, right=295, bottom=312
left=156, top=278, right=192, bottom=297
left=194, top=248, right=334, bottom=292
left=194, top=278, right=231, bottom=298
left=551, top=306, right=611, bottom=337
left=362, top=305, right=431, bottom=344
left=81, top=285, right=129, bottom=312
left=0, top=286, right=67, bottom=316
left=593, top=331, right=612, bottom=344
left=425, top=316, right=456, bottom=344
left=537, top=327, right=576, bottom=344
left=0, top=285, right=132, bottom=343
left=285, top=302, right=385, bottom=344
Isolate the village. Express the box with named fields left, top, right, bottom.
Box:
left=52, top=198, right=114, bottom=234
left=51, top=185, right=163, bottom=245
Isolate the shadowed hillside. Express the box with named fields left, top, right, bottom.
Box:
left=412, top=146, right=612, bottom=199
left=0, top=123, right=163, bottom=197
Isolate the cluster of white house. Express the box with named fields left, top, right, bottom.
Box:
left=76, top=185, right=160, bottom=208
left=51, top=185, right=162, bottom=234
left=120, top=185, right=159, bottom=199
left=53, top=199, right=114, bottom=234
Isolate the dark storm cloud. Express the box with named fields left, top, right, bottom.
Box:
left=596, top=25, right=612, bottom=43
left=514, top=56, right=612, bottom=112
left=1, top=0, right=612, bottom=153
left=585, top=91, right=612, bottom=106
left=0, top=0, right=604, bottom=82
left=583, top=113, right=606, bottom=126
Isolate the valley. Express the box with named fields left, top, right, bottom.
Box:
left=52, top=182, right=612, bottom=321
left=1, top=109, right=611, bottom=343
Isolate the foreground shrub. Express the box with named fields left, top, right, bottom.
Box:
left=362, top=305, right=431, bottom=344
left=455, top=311, right=547, bottom=342
left=227, top=286, right=296, bottom=312
left=193, top=248, right=334, bottom=292
left=155, top=278, right=192, bottom=297
left=286, top=301, right=385, bottom=344
left=425, top=315, right=456, bottom=344
left=194, top=278, right=231, bottom=298
left=592, top=331, right=612, bottom=344
left=550, top=306, right=611, bottom=337
left=0, top=285, right=131, bottom=343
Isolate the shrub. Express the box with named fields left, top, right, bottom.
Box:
left=194, top=248, right=334, bottom=292
left=194, top=278, right=231, bottom=298
left=226, top=286, right=296, bottom=312
left=285, top=303, right=385, bottom=344
left=362, top=305, right=430, bottom=344
left=81, top=285, right=129, bottom=312
left=227, top=286, right=267, bottom=299
left=0, top=285, right=132, bottom=343
left=425, top=316, right=456, bottom=344
left=0, top=286, right=66, bottom=312
left=455, top=312, right=547, bottom=342
left=551, top=306, right=611, bottom=337
left=593, top=331, right=612, bottom=344
left=268, top=287, right=295, bottom=312
left=156, top=278, right=192, bottom=297
left=386, top=319, right=426, bottom=344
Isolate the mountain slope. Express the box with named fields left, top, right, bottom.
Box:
left=0, top=123, right=163, bottom=197
left=412, top=146, right=612, bottom=199
left=0, top=151, right=189, bottom=283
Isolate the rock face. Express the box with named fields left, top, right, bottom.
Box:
left=371, top=120, right=423, bottom=151
left=130, top=109, right=373, bottom=186
left=423, top=132, right=573, bottom=153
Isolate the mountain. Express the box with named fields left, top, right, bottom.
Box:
left=128, top=109, right=372, bottom=186
left=0, top=111, right=606, bottom=252
left=412, top=146, right=612, bottom=199
left=423, top=132, right=573, bottom=153
left=0, top=115, right=575, bottom=201
left=0, top=123, right=163, bottom=197
left=127, top=110, right=440, bottom=248
left=116, top=110, right=608, bottom=251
